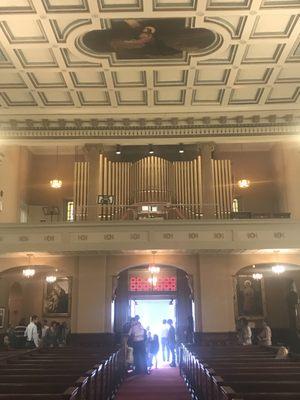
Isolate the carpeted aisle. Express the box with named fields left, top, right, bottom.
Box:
left=116, top=367, right=191, bottom=400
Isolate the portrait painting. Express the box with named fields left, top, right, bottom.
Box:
left=43, top=277, right=72, bottom=317
left=235, top=275, right=265, bottom=318
left=81, top=18, right=219, bottom=60
left=0, top=308, right=5, bottom=328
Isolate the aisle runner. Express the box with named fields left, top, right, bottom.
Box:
left=116, top=367, right=191, bottom=400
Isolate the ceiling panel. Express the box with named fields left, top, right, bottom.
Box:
left=0, top=0, right=298, bottom=132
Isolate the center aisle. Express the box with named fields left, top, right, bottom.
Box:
left=116, top=367, right=191, bottom=400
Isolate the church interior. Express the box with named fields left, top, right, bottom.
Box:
left=0, top=0, right=300, bottom=399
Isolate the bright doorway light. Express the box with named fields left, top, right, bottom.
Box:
left=130, top=298, right=176, bottom=367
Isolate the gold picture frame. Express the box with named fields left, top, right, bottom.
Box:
left=43, top=277, right=72, bottom=317
left=234, top=275, right=266, bottom=320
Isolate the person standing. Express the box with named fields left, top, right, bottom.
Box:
left=161, top=319, right=170, bottom=362
left=45, top=321, right=59, bottom=348
left=238, top=318, right=252, bottom=346
left=167, top=319, right=176, bottom=367
left=257, top=321, right=272, bottom=346
left=24, top=315, right=39, bottom=348
left=128, top=315, right=147, bottom=374
left=149, top=334, right=159, bottom=369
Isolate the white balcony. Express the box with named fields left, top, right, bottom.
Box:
left=0, top=218, right=299, bottom=253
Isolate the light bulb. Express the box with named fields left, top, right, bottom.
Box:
left=179, top=143, right=184, bottom=154
left=115, top=145, right=121, bottom=155
left=252, top=273, right=263, bottom=280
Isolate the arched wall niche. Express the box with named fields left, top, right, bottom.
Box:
left=234, top=262, right=300, bottom=332
left=0, top=259, right=77, bottom=332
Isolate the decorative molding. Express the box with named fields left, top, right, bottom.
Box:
left=0, top=118, right=299, bottom=139
left=0, top=220, right=300, bottom=253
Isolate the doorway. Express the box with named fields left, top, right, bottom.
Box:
left=113, top=265, right=194, bottom=343
left=130, top=298, right=176, bottom=336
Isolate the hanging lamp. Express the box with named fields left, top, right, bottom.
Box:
left=50, top=146, right=62, bottom=189
left=237, top=143, right=250, bottom=189
left=22, top=254, right=36, bottom=278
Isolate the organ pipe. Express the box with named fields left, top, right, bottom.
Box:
left=74, top=161, right=89, bottom=221
left=74, top=154, right=233, bottom=220
left=212, top=159, right=233, bottom=219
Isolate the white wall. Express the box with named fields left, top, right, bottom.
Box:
left=1, top=252, right=300, bottom=334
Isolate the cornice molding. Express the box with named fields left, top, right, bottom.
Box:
left=0, top=122, right=300, bottom=140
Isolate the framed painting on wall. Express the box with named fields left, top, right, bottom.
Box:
left=235, top=275, right=266, bottom=319
left=0, top=308, right=5, bottom=328
left=43, top=277, right=72, bottom=317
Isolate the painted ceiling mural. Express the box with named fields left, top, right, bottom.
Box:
left=81, top=19, right=221, bottom=60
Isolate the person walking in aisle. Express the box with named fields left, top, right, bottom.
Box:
left=161, top=319, right=170, bottom=362
left=167, top=319, right=176, bottom=367
left=24, top=315, right=39, bottom=348
left=128, top=315, right=148, bottom=374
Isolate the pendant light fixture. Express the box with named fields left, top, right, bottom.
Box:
left=148, top=250, right=160, bottom=288
left=271, top=250, right=285, bottom=275
left=272, top=264, right=285, bottom=275
left=46, top=275, right=57, bottom=283
left=50, top=146, right=62, bottom=189
left=237, top=143, right=250, bottom=189
left=22, top=254, right=36, bottom=278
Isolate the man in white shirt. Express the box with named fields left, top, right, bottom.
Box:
left=24, top=315, right=39, bottom=348
left=128, top=315, right=147, bottom=374
left=161, top=319, right=170, bottom=362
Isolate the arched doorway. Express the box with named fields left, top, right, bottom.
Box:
left=113, top=264, right=194, bottom=342
left=234, top=263, right=300, bottom=348
left=8, top=282, right=23, bottom=326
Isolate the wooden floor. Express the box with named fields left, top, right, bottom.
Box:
left=116, top=367, right=191, bottom=400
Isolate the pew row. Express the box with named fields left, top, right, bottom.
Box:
left=0, top=345, right=126, bottom=400
left=180, top=344, right=300, bottom=400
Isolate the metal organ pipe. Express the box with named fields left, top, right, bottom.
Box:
left=74, top=153, right=232, bottom=221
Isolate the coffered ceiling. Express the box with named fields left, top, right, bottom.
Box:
left=0, top=0, right=299, bottom=138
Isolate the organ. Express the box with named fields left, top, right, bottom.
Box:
left=74, top=150, right=233, bottom=221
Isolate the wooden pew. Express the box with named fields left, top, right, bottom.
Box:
left=0, top=345, right=125, bottom=400
left=0, top=386, right=79, bottom=399
left=180, top=344, right=300, bottom=400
